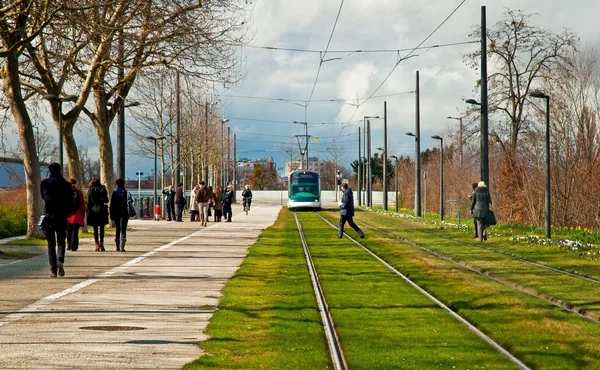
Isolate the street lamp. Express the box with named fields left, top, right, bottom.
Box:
left=431, top=135, right=444, bottom=221
left=447, top=116, right=463, bottom=166
left=390, top=155, right=399, bottom=213
left=221, top=118, right=230, bottom=187
left=363, top=115, right=380, bottom=206
left=405, top=131, right=421, bottom=217
left=43, top=94, right=78, bottom=170
left=108, top=100, right=140, bottom=180
left=466, top=98, right=489, bottom=187
left=529, top=90, right=551, bottom=239
left=336, top=169, right=341, bottom=202
left=145, top=135, right=166, bottom=216
left=357, top=127, right=362, bottom=206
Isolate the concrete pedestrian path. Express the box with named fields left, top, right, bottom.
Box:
left=0, top=203, right=280, bottom=369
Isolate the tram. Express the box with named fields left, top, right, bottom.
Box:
left=287, top=170, right=321, bottom=210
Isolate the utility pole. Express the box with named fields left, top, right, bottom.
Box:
left=383, top=101, right=388, bottom=210
left=415, top=70, right=422, bottom=217
left=176, top=70, right=181, bottom=187
left=481, top=5, right=489, bottom=188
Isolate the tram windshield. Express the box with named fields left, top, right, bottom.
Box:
left=289, top=172, right=320, bottom=202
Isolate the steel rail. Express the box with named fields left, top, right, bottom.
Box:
left=294, top=213, right=346, bottom=370
left=353, top=218, right=600, bottom=326
left=315, top=212, right=531, bottom=370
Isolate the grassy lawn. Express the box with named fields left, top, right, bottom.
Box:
left=0, top=250, right=42, bottom=259
left=183, top=208, right=331, bottom=369
left=2, top=238, right=47, bottom=246
left=319, top=210, right=600, bottom=368
left=298, top=212, right=514, bottom=369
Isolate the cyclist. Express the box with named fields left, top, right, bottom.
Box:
left=242, top=184, right=253, bottom=213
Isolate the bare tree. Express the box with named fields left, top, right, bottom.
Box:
left=0, top=0, right=60, bottom=237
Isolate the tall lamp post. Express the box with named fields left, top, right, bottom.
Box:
left=221, top=118, right=230, bottom=186
left=467, top=97, right=489, bottom=187
left=390, top=155, right=399, bottom=213
left=357, top=127, right=362, bottom=206
left=43, top=94, right=78, bottom=170
left=529, top=90, right=551, bottom=239
left=363, top=115, right=379, bottom=205
left=431, top=135, right=444, bottom=220
left=405, top=132, right=421, bottom=217
left=108, top=100, right=140, bottom=180
left=293, top=121, right=309, bottom=168
left=447, top=116, right=463, bottom=166
left=145, top=135, right=166, bottom=215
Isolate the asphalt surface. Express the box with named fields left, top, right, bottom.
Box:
left=0, top=203, right=280, bottom=369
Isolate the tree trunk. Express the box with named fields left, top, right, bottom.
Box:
left=2, top=56, right=44, bottom=239
left=63, top=129, right=83, bottom=185
left=95, top=124, right=115, bottom=195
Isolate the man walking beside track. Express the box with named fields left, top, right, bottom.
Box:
left=337, top=182, right=365, bottom=239
left=40, top=162, right=73, bottom=278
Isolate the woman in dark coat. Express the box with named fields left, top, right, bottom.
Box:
left=470, top=181, right=492, bottom=242
left=86, top=177, right=109, bottom=251
left=110, top=178, right=130, bottom=252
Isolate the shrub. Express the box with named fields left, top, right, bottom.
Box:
left=0, top=189, right=28, bottom=238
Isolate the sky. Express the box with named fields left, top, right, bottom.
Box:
left=5, top=0, right=600, bottom=180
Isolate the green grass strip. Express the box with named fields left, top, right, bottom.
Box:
left=184, top=208, right=331, bottom=370
left=355, top=211, right=600, bottom=318
left=299, top=212, right=515, bottom=369
left=319, top=210, right=600, bottom=368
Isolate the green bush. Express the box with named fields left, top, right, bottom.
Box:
left=0, top=205, right=28, bottom=238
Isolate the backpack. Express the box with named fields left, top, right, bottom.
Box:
left=72, top=189, right=81, bottom=212
left=122, top=189, right=136, bottom=218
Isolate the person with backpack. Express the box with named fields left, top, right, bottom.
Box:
left=87, top=177, right=109, bottom=252
left=40, top=163, right=73, bottom=278
left=110, top=178, right=131, bottom=252
left=67, top=178, right=85, bottom=252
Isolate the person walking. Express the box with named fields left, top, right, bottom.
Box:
left=468, top=182, right=479, bottom=239
left=207, top=185, right=214, bottom=222
left=337, top=183, right=365, bottom=239
left=87, top=177, right=109, bottom=252
left=213, top=186, right=224, bottom=222
left=110, top=178, right=131, bottom=252
left=67, top=178, right=85, bottom=252
left=470, top=181, right=493, bottom=242
left=242, top=184, right=253, bottom=212
left=40, top=163, right=73, bottom=278
left=223, top=184, right=234, bottom=222
left=175, top=183, right=185, bottom=222
left=162, top=185, right=175, bottom=221
left=195, top=181, right=213, bottom=227
left=189, top=184, right=200, bottom=222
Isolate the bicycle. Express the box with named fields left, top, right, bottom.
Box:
left=243, top=197, right=251, bottom=215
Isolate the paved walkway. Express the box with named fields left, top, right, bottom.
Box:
left=0, top=203, right=280, bottom=369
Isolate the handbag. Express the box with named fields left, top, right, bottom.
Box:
left=484, top=210, right=497, bottom=226
left=38, top=214, right=50, bottom=230
left=125, top=191, right=136, bottom=218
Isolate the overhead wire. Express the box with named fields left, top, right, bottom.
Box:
left=243, top=40, right=477, bottom=54
left=306, top=0, right=345, bottom=107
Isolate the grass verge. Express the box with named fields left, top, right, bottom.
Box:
left=183, top=208, right=331, bottom=370
left=319, top=210, right=600, bottom=368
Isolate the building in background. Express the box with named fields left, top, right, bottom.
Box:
left=237, top=157, right=277, bottom=184
left=284, top=157, right=331, bottom=176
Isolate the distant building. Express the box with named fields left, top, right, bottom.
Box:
left=284, top=157, right=330, bottom=175
left=237, top=157, right=277, bottom=182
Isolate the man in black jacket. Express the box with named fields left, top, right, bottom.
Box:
left=223, top=184, right=234, bottom=222
left=40, top=163, right=73, bottom=278
left=337, top=183, right=365, bottom=239
left=162, top=185, right=175, bottom=221
left=174, top=183, right=185, bottom=222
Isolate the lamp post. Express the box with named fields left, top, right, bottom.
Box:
left=447, top=116, right=463, bottom=166
left=431, top=135, right=444, bottom=220
left=221, top=118, right=230, bottom=187
left=363, top=115, right=379, bottom=205
left=466, top=97, right=489, bottom=187
left=529, top=90, right=551, bottom=239
left=43, top=94, right=78, bottom=170
left=405, top=132, right=421, bottom=217
left=108, top=100, right=140, bottom=180
left=145, top=135, right=166, bottom=214
left=336, top=169, right=341, bottom=202
left=357, top=127, right=362, bottom=206
left=390, top=155, right=399, bottom=213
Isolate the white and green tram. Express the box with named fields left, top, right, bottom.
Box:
left=287, top=170, right=321, bottom=210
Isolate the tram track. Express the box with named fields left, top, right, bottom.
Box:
left=348, top=216, right=600, bottom=325
left=367, top=210, right=600, bottom=286
left=305, top=212, right=530, bottom=370
left=294, top=213, right=347, bottom=370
